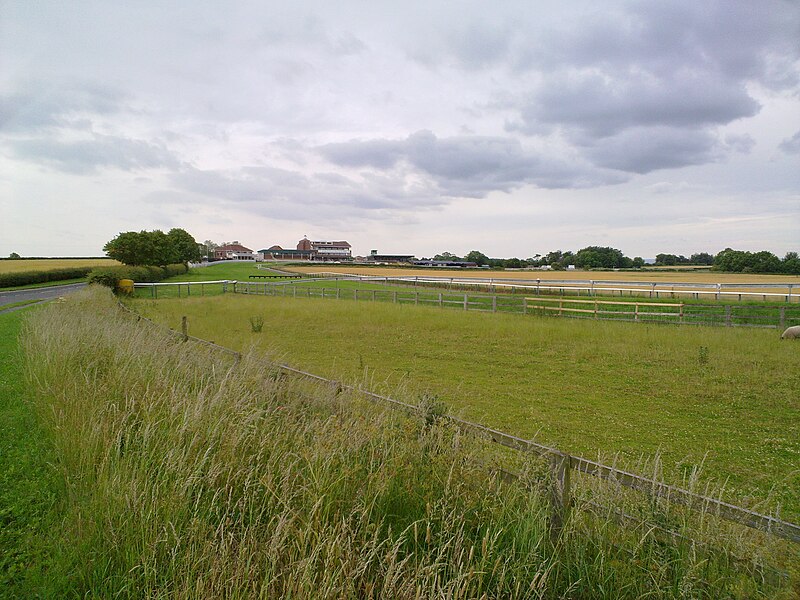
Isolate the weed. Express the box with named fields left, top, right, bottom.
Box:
left=249, top=315, right=264, bottom=332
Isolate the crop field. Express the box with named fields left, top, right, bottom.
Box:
left=0, top=258, right=118, bottom=274
left=131, top=291, right=800, bottom=523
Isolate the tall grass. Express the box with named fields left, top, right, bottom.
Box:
left=21, top=287, right=797, bottom=597
left=131, top=293, right=800, bottom=521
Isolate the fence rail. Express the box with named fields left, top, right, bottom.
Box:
left=224, top=280, right=800, bottom=330
left=117, top=299, right=800, bottom=544
left=304, top=272, right=800, bottom=303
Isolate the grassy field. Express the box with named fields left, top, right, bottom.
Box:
left=131, top=292, right=800, bottom=522
left=16, top=286, right=798, bottom=597
left=0, top=259, right=118, bottom=274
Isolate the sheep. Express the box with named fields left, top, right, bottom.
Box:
left=781, top=325, right=800, bottom=339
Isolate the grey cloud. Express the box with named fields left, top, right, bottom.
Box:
left=169, top=162, right=447, bottom=222
left=512, top=71, right=759, bottom=138
left=581, top=127, right=721, bottom=174
left=446, top=21, right=516, bottom=69
left=724, top=134, right=756, bottom=154
left=779, top=130, right=800, bottom=154
left=8, top=134, right=179, bottom=174
left=492, top=1, right=795, bottom=173
left=0, top=82, right=127, bottom=133
left=318, top=130, right=626, bottom=196
left=317, top=139, right=405, bottom=168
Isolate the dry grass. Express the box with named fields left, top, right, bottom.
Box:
left=0, top=259, right=118, bottom=274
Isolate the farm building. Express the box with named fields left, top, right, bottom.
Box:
left=214, top=242, right=255, bottom=260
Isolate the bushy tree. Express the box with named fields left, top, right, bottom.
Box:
left=574, top=246, right=631, bottom=269
left=464, top=250, right=489, bottom=266
left=433, top=252, right=462, bottom=262
left=690, top=252, right=714, bottom=265
left=713, top=248, right=786, bottom=273
left=104, top=229, right=201, bottom=266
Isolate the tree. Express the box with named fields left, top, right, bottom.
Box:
left=433, top=252, right=462, bottom=262
left=464, top=250, right=489, bottom=266
left=201, top=240, right=219, bottom=260
left=690, top=252, right=714, bottom=265
left=574, top=246, right=630, bottom=269
left=8, top=252, right=20, bottom=259
left=782, top=252, right=800, bottom=275
left=167, top=228, right=203, bottom=264
left=103, top=229, right=201, bottom=266
left=632, top=257, right=645, bottom=268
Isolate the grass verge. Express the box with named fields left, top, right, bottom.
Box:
left=0, top=308, right=63, bottom=596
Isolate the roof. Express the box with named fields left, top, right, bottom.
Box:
left=217, top=243, right=253, bottom=253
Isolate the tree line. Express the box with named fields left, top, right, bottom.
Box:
left=426, top=247, right=799, bottom=274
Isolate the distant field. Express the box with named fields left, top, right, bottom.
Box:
left=0, top=259, right=118, bottom=274
left=131, top=292, right=800, bottom=521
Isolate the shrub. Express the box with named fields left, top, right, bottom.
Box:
left=0, top=267, right=93, bottom=288
left=87, top=263, right=188, bottom=289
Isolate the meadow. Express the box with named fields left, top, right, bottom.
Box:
left=131, top=290, right=800, bottom=523
left=9, top=286, right=798, bottom=597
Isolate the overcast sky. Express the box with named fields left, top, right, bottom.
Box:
left=2, top=0, right=799, bottom=259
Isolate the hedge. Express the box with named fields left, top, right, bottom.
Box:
left=87, top=263, right=188, bottom=288
left=0, top=267, right=94, bottom=289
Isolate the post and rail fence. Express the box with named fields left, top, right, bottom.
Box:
left=218, top=279, right=799, bottom=330
left=116, top=299, right=800, bottom=546
left=129, top=279, right=800, bottom=329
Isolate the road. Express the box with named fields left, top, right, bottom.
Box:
left=0, top=282, right=86, bottom=313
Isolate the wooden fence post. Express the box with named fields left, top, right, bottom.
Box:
left=393, top=291, right=397, bottom=304
left=725, top=305, right=732, bottom=327
left=779, top=306, right=785, bottom=330
left=438, top=292, right=443, bottom=308
left=463, top=293, right=468, bottom=310
left=492, top=295, right=497, bottom=312
left=181, top=316, right=188, bottom=342
left=523, top=297, right=527, bottom=314
left=549, top=451, right=571, bottom=539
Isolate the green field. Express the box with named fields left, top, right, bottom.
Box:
left=12, top=286, right=798, bottom=597
left=131, top=291, right=800, bottom=522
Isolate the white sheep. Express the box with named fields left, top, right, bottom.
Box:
left=781, top=325, right=800, bottom=339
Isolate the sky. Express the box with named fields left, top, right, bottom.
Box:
left=1, top=0, right=799, bottom=260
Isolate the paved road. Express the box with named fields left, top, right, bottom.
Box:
left=0, top=282, right=86, bottom=313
